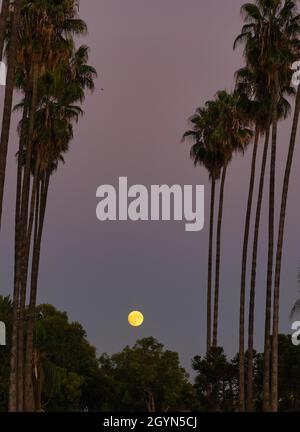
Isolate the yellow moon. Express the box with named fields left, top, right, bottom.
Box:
left=128, top=311, right=144, bottom=327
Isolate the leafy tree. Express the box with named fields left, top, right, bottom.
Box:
left=276, top=335, right=300, bottom=411
left=193, top=347, right=238, bottom=412
left=0, top=298, right=103, bottom=412
left=99, top=337, right=196, bottom=412
left=193, top=336, right=300, bottom=412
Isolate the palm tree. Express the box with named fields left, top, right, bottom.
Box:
left=23, top=47, right=96, bottom=411
left=0, top=0, right=22, bottom=230
left=272, top=82, right=300, bottom=411
left=247, top=87, right=292, bottom=411
left=8, top=0, right=88, bottom=412
left=184, top=91, right=252, bottom=353
left=234, top=0, right=299, bottom=411
left=233, top=66, right=263, bottom=412
left=210, top=91, right=252, bottom=349
left=234, top=64, right=292, bottom=410
left=183, top=106, right=225, bottom=352
left=10, top=0, right=66, bottom=406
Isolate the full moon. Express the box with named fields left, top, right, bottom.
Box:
left=128, top=311, right=144, bottom=327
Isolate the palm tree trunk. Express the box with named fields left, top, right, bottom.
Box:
left=24, top=171, right=49, bottom=411
left=15, top=92, right=30, bottom=262
left=239, top=127, right=259, bottom=412
left=19, top=63, right=39, bottom=230
left=16, top=65, right=39, bottom=412
left=9, top=63, right=39, bottom=412
left=0, top=0, right=22, bottom=229
left=8, top=90, right=30, bottom=413
left=212, top=165, right=227, bottom=347
left=8, top=245, right=21, bottom=412
left=17, top=160, right=39, bottom=411
left=271, top=85, right=300, bottom=412
left=207, top=178, right=215, bottom=352
left=12, top=92, right=30, bottom=412
left=24, top=179, right=41, bottom=412
left=263, top=87, right=278, bottom=412
left=0, top=0, right=10, bottom=59
left=247, top=125, right=270, bottom=412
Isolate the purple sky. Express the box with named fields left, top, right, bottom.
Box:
left=0, top=0, right=300, bottom=375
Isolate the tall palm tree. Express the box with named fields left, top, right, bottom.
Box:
left=183, top=106, right=225, bottom=352
left=272, top=82, right=300, bottom=411
left=233, top=63, right=264, bottom=411
left=182, top=90, right=252, bottom=352
left=0, top=0, right=22, bottom=229
left=23, top=47, right=96, bottom=411
left=247, top=89, right=291, bottom=411
left=210, top=91, right=252, bottom=348
left=10, top=1, right=67, bottom=406
left=234, top=64, right=292, bottom=410
left=234, top=0, right=299, bottom=411
left=8, top=0, right=88, bottom=412
left=234, top=68, right=262, bottom=412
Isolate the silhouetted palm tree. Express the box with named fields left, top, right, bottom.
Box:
left=184, top=91, right=251, bottom=352
left=210, top=91, right=252, bottom=349
left=23, top=46, right=96, bottom=411
left=234, top=0, right=300, bottom=411
left=272, top=83, right=300, bottom=411
left=233, top=68, right=261, bottom=411
left=234, top=63, right=292, bottom=411
left=8, top=0, right=88, bottom=412
left=183, top=106, right=225, bottom=352
left=0, top=0, right=22, bottom=230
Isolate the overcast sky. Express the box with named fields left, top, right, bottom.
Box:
left=0, top=0, right=300, bottom=375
